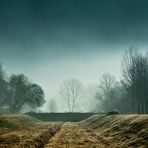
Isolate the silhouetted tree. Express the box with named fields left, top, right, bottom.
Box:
left=6, top=74, right=29, bottom=113
left=122, top=47, right=148, bottom=114
left=98, top=73, right=115, bottom=94
left=96, top=73, right=116, bottom=111
left=26, top=83, right=45, bottom=109
left=96, top=73, right=131, bottom=113
left=60, top=78, right=82, bottom=112
left=6, top=74, right=45, bottom=113
left=0, top=64, right=8, bottom=113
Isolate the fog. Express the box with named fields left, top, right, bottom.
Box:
left=0, top=0, right=148, bottom=112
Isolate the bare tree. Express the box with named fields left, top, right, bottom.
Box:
left=122, top=48, right=138, bottom=113
left=48, top=99, right=57, bottom=112
left=60, top=78, right=82, bottom=112
left=96, top=73, right=116, bottom=112
left=98, top=73, right=115, bottom=95
left=122, top=47, right=148, bottom=114
left=0, top=64, right=8, bottom=113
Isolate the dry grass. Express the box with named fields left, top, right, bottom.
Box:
left=81, top=114, right=148, bottom=148
left=0, top=115, right=62, bottom=148
left=0, top=114, right=147, bottom=147
left=45, top=122, right=112, bottom=148
left=0, top=114, right=40, bottom=130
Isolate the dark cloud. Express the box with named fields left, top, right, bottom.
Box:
left=0, top=0, right=148, bottom=52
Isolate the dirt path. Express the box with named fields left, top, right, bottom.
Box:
left=45, top=122, right=112, bottom=148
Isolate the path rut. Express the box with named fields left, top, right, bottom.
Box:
left=45, top=122, right=112, bottom=148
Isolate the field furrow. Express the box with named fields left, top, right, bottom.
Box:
left=45, top=122, right=112, bottom=148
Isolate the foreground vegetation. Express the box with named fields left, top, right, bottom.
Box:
left=80, top=114, right=148, bottom=147
left=0, top=115, right=62, bottom=148
left=0, top=114, right=147, bottom=147
left=0, top=115, right=42, bottom=131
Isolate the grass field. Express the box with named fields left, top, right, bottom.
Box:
left=0, top=114, right=147, bottom=148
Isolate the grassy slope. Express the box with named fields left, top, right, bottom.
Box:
left=80, top=114, right=148, bottom=147
left=0, top=115, right=62, bottom=147
left=0, top=114, right=148, bottom=147
left=0, top=114, right=40, bottom=130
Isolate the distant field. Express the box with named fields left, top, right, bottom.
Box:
left=0, top=114, right=148, bottom=148
left=25, top=112, right=98, bottom=122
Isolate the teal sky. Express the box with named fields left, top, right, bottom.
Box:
left=0, top=0, right=148, bottom=105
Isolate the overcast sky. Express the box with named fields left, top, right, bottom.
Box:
left=0, top=0, right=148, bottom=103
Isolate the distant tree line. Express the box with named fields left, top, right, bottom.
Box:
left=122, top=48, right=148, bottom=114
left=96, top=47, right=148, bottom=114
left=0, top=65, right=45, bottom=114
left=96, top=73, right=131, bottom=113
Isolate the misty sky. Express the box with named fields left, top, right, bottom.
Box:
left=0, top=0, right=148, bottom=107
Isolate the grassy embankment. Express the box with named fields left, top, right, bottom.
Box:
left=80, top=114, right=148, bottom=147
left=0, top=114, right=40, bottom=130
left=0, top=115, right=62, bottom=148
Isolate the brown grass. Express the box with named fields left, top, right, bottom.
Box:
left=81, top=114, right=148, bottom=148
left=0, top=114, right=40, bottom=130
left=45, top=122, right=113, bottom=148
left=0, top=115, right=62, bottom=148
left=0, top=114, right=147, bottom=148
